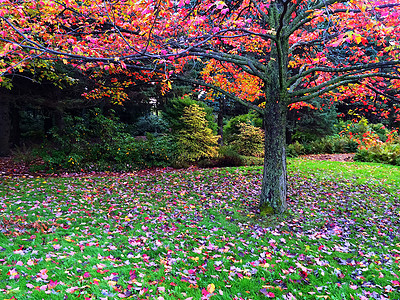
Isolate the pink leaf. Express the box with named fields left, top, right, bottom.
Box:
left=221, top=8, right=229, bottom=14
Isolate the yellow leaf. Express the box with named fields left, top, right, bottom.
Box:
left=207, top=283, right=215, bottom=294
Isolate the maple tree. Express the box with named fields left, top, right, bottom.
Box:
left=1, top=0, right=400, bottom=214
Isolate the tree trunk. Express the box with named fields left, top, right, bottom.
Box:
left=0, top=93, right=10, bottom=156
left=260, top=100, right=288, bottom=215
left=10, top=101, right=20, bottom=147
left=217, top=96, right=225, bottom=146
left=258, top=0, right=291, bottom=214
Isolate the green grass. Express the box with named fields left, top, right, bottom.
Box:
left=0, top=158, right=399, bottom=299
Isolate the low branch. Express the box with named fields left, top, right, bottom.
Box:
left=292, top=73, right=400, bottom=103
left=330, top=3, right=400, bottom=14
left=188, top=49, right=268, bottom=80
left=288, top=60, right=400, bottom=85
left=366, top=84, right=400, bottom=104
left=288, top=0, right=348, bottom=35
left=250, top=0, right=269, bottom=25
left=174, top=75, right=264, bottom=114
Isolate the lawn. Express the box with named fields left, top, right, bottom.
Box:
left=0, top=158, right=399, bottom=300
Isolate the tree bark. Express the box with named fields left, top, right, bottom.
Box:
left=260, top=100, right=288, bottom=215
left=259, top=2, right=290, bottom=214
left=0, top=93, right=11, bottom=156
left=217, top=96, right=225, bottom=146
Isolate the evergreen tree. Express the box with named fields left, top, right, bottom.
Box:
left=177, top=104, right=219, bottom=163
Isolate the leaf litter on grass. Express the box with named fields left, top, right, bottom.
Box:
left=0, top=160, right=399, bottom=300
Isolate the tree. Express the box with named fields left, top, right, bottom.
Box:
left=1, top=0, right=400, bottom=214
left=177, top=104, right=220, bottom=163
left=162, top=95, right=217, bottom=133
left=0, top=89, right=10, bottom=156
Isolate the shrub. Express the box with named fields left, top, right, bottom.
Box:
left=287, top=135, right=361, bottom=156
left=287, top=141, right=305, bottom=157
left=197, top=146, right=264, bottom=168
left=31, top=109, right=179, bottom=172
left=215, top=145, right=244, bottom=167
left=133, top=114, right=169, bottom=136
left=287, top=98, right=338, bottom=143
left=230, top=122, right=264, bottom=157
left=176, top=104, right=219, bottom=164
left=354, top=142, right=400, bottom=166
left=370, top=123, right=390, bottom=141
left=239, top=155, right=264, bottom=166
left=223, top=112, right=262, bottom=144
left=11, top=144, right=37, bottom=164
left=162, top=95, right=217, bottom=133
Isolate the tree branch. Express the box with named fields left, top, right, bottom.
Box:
left=366, top=84, right=400, bottom=104
left=288, top=60, right=400, bottom=85
left=330, top=3, right=400, bottom=14
left=174, top=75, right=264, bottom=114
left=292, top=72, right=400, bottom=102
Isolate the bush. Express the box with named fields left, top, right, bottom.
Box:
left=32, top=109, right=179, bottom=172
left=354, top=142, right=400, bottom=166
left=162, top=95, right=217, bottom=133
left=370, top=123, right=390, bottom=141
left=133, top=114, right=169, bottom=136
left=197, top=146, right=264, bottom=168
left=287, top=141, right=305, bottom=157
left=223, top=112, right=262, bottom=144
left=230, top=122, right=264, bottom=157
left=239, top=155, right=264, bottom=166
left=287, top=135, right=361, bottom=156
left=176, top=104, right=219, bottom=164
left=215, top=146, right=244, bottom=167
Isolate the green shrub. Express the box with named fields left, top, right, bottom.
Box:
left=291, top=131, right=320, bottom=144
left=223, top=112, right=262, bottom=144
left=215, top=145, right=244, bottom=167
left=287, top=135, right=360, bottom=156
left=354, top=142, right=400, bottom=166
left=31, top=109, right=178, bottom=172
left=230, top=122, right=264, bottom=157
left=197, top=146, right=264, bottom=168
left=344, top=139, right=359, bottom=153
left=287, top=98, right=338, bottom=143
left=11, top=144, right=37, bottom=164
left=314, top=138, right=334, bottom=154
left=133, top=114, right=169, bottom=136
left=370, top=123, right=389, bottom=141
left=287, top=141, right=305, bottom=157
left=176, top=104, right=219, bottom=164
left=162, top=95, right=217, bottom=133
left=239, top=155, right=264, bottom=166
left=325, top=135, right=358, bottom=153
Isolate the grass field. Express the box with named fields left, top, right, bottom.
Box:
left=0, top=158, right=399, bottom=299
